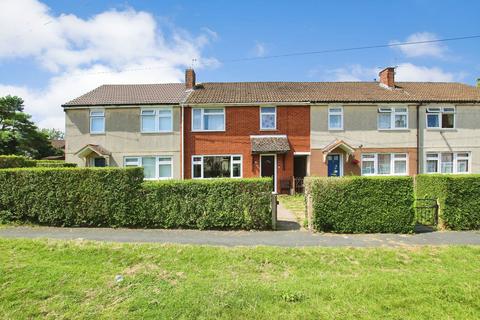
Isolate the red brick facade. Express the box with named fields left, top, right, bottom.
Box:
left=184, top=106, right=310, bottom=192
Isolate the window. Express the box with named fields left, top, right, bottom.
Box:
left=426, top=107, right=455, bottom=129
left=378, top=107, right=408, bottom=130
left=192, top=108, right=225, bottom=131
left=260, top=106, right=276, bottom=130
left=192, top=155, right=242, bottom=179
left=328, top=107, right=343, bottom=130
left=141, top=108, right=172, bottom=132
left=361, top=153, right=407, bottom=176
left=90, top=109, right=105, bottom=133
left=425, top=152, right=470, bottom=174
left=124, top=156, right=173, bottom=179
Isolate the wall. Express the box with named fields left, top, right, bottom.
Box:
left=419, top=104, right=480, bottom=173
left=184, top=105, right=310, bottom=191
left=64, top=106, right=182, bottom=179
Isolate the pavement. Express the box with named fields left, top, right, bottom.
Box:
left=0, top=226, right=479, bottom=247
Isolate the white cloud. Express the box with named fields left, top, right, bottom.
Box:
left=390, top=32, right=447, bottom=58
left=0, top=0, right=217, bottom=129
left=252, top=41, right=267, bottom=57
left=318, top=63, right=460, bottom=83
left=394, top=63, right=457, bottom=82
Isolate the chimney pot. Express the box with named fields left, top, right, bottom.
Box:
left=379, top=67, right=395, bottom=88
left=185, top=68, right=196, bottom=90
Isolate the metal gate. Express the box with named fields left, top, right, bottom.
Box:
left=415, top=198, right=439, bottom=227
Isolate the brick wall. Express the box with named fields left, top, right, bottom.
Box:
left=184, top=105, right=310, bottom=191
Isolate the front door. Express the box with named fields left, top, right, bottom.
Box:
left=327, top=154, right=341, bottom=177
left=261, top=155, right=275, bottom=191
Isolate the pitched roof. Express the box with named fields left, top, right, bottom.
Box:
left=251, top=135, right=290, bottom=154
left=63, top=84, right=189, bottom=107
left=187, top=82, right=480, bottom=104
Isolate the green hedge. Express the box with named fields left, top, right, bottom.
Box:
left=138, top=178, right=272, bottom=230
left=0, top=155, right=36, bottom=168
left=0, top=156, right=76, bottom=168
left=416, top=174, right=480, bottom=230
left=0, top=168, right=272, bottom=230
left=305, top=176, right=415, bottom=233
left=0, top=167, right=144, bottom=227
left=35, top=160, right=77, bottom=168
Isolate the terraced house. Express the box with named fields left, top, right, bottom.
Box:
left=63, top=68, right=480, bottom=193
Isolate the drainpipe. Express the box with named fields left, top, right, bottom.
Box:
left=416, top=102, right=425, bottom=175
left=181, top=102, right=185, bottom=180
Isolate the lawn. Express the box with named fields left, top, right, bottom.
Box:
left=278, top=194, right=306, bottom=224
left=0, top=239, right=479, bottom=319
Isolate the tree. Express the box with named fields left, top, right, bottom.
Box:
left=0, top=95, right=58, bottom=159
left=40, top=128, right=65, bottom=140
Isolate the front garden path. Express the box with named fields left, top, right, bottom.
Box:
left=0, top=226, right=479, bottom=247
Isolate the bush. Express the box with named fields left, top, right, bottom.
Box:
left=0, top=155, right=36, bottom=168
left=0, top=167, right=144, bottom=227
left=416, top=174, right=480, bottom=230
left=35, top=160, right=77, bottom=168
left=305, top=176, right=414, bottom=233
left=138, top=178, right=272, bottom=230
left=0, top=168, right=272, bottom=230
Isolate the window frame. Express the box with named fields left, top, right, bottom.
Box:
left=191, top=107, right=226, bottom=132
left=260, top=106, right=277, bottom=130
left=191, top=155, right=243, bottom=179
left=377, top=107, right=409, bottom=130
left=328, top=106, right=344, bottom=130
left=426, top=106, right=456, bottom=129
left=140, top=107, right=173, bottom=133
left=89, top=109, right=105, bottom=134
left=361, top=153, right=408, bottom=176
left=424, top=152, right=470, bottom=174
left=123, top=156, right=173, bottom=180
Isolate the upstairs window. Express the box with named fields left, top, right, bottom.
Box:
left=192, top=108, right=225, bottom=131
left=378, top=107, right=408, bottom=130
left=328, top=107, right=343, bottom=130
left=361, top=153, right=407, bottom=176
left=426, top=152, right=469, bottom=174
left=260, top=106, right=276, bottom=130
left=141, top=108, right=172, bottom=132
left=90, top=109, right=105, bottom=134
left=426, top=107, right=455, bottom=129
left=192, top=155, right=242, bottom=179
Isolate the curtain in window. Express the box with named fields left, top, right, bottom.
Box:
left=204, top=114, right=224, bottom=130
left=441, top=153, right=453, bottom=173
left=378, top=154, right=391, bottom=174
left=329, top=114, right=341, bottom=129
left=142, top=157, right=156, bottom=179
left=378, top=113, right=391, bottom=129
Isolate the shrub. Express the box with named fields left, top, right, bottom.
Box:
left=35, top=160, right=77, bottom=168
left=0, top=155, right=36, bottom=168
left=305, top=176, right=414, bottom=233
left=0, top=167, right=144, bottom=227
left=138, top=178, right=272, bottom=230
left=416, top=174, right=480, bottom=230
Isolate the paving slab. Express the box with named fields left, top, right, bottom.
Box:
left=0, top=226, right=479, bottom=247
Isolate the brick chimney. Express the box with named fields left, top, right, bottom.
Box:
left=379, top=67, right=395, bottom=88
left=185, top=68, right=196, bottom=90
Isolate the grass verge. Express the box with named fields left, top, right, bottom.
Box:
left=0, top=239, right=479, bottom=319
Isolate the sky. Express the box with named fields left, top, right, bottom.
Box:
left=0, top=0, right=479, bottom=129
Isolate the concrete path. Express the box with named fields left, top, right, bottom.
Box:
left=0, top=226, right=479, bottom=247
left=276, top=202, right=303, bottom=231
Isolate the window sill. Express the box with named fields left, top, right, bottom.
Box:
left=377, top=129, right=410, bottom=132
left=426, top=128, right=457, bottom=132
left=260, top=128, right=278, bottom=132
left=90, top=132, right=105, bottom=135
left=328, top=128, right=344, bottom=131
left=141, top=131, right=174, bottom=134
left=191, top=130, right=226, bottom=133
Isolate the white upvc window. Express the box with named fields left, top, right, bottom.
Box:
left=260, top=106, right=277, bottom=130
left=328, top=106, right=343, bottom=130
left=141, top=108, right=172, bottom=132
left=361, top=153, right=408, bottom=176
left=192, top=155, right=242, bottom=179
left=90, top=109, right=105, bottom=134
left=426, top=107, right=455, bottom=129
left=425, top=152, right=470, bottom=174
left=192, top=108, right=225, bottom=131
left=378, top=107, right=408, bottom=130
left=124, top=156, right=173, bottom=180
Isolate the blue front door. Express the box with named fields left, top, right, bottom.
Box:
left=327, top=155, right=341, bottom=177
